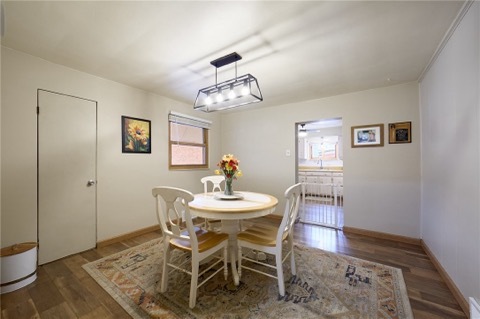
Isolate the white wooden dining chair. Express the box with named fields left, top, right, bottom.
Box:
left=236, top=183, right=302, bottom=297
left=200, top=175, right=225, bottom=194
left=200, top=175, right=225, bottom=230
left=152, top=186, right=229, bottom=308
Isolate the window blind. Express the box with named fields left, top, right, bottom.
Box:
left=168, top=111, right=212, bottom=129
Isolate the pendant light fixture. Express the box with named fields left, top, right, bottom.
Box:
left=299, top=124, right=307, bottom=137
left=193, top=52, right=263, bottom=112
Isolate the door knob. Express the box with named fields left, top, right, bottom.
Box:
left=87, top=180, right=96, bottom=187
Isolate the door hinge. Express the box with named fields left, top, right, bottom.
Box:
left=36, top=106, right=40, bottom=114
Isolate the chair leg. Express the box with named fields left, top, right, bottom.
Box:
left=276, top=252, right=285, bottom=296
left=189, top=259, right=199, bottom=308
left=237, top=245, right=242, bottom=278
left=223, top=245, right=228, bottom=280
left=161, top=244, right=170, bottom=293
left=289, top=237, right=296, bottom=276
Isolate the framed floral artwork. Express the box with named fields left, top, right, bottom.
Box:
left=351, top=123, right=384, bottom=148
left=389, top=121, right=411, bottom=144
left=121, top=116, right=151, bottom=153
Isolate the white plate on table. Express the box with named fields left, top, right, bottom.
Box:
left=213, top=193, right=244, bottom=200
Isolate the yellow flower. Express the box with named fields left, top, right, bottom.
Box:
left=128, top=121, right=149, bottom=141
left=214, top=170, right=221, bottom=175
left=222, top=154, right=234, bottom=161
left=237, top=170, right=243, bottom=177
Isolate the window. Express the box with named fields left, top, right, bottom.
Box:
left=309, top=136, right=339, bottom=160
left=169, top=112, right=211, bottom=170
left=311, top=141, right=337, bottom=160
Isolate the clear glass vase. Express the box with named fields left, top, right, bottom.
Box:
left=224, top=177, right=234, bottom=195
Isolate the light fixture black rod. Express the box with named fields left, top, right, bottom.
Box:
left=212, top=52, right=242, bottom=87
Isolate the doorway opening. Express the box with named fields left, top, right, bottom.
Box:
left=295, top=118, right=343, bottom=229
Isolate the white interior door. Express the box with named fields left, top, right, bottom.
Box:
left=38, top=90, right=97, bottom=265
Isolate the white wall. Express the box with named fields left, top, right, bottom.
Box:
left=221, top=81, right=421, bottom=238
left=420, top=2, right=480, bottom=302
left=0, top=47, right=222, bottom=246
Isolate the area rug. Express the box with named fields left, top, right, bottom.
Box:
left=83, top=238, right=413, bottom=319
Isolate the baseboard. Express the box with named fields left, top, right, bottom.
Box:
left=421, top=240, right=470, bottom=317
left=97, top=225, right=160, bottom=248
left=342, top=226, right=421, bottom=246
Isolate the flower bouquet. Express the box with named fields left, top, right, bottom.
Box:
left=215, top=154, right=242, bottom=195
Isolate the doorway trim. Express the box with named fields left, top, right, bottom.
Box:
left=295, top=118, right=344, bottom=229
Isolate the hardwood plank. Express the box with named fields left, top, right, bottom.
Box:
left=41, top=259, right=74, bottom=280
left=410, top=268, right=442, bottom=281
left=0, top=286, right=31, bottom=311
left=79, top=248, right=103, bottom=263
left=53, top=274, right=101, bottom=317
left=39, top=301, right=76, bottom=319
left=62, top=254, right=91, bottom=281
left=1, top=298, right=39, bottom=319
left=27, top=280, right=66, bottom=314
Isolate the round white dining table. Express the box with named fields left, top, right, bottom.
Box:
left=189, top=191, right=278, bottom=285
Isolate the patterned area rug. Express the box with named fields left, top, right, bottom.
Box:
left=83, top=238, right=413, bottom=319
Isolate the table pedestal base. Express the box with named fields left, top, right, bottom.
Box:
left=220, top=220, right=241, bottom=285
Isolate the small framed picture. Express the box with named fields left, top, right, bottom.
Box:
left=351, top=123, right=384, bottom=148
left=389, top=121, right=411, bottom=144
left=121, top=116, right=151, bottom=153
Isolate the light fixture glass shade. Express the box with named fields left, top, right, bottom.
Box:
left=194, top=74, right=263, bottom=112
left=298, top=129, right=307, bottom=137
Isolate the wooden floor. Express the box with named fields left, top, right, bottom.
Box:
left=1, top=224, right=468, bottom=319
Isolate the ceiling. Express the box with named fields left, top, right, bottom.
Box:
left=1, top=1, right=464, bottom=111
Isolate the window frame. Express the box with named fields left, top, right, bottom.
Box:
left=168, top=113, right=210, bottom=170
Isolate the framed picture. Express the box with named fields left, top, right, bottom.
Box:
left=351, top=123, right=384, bottom=148
left=121, top=116, right=151, bottom=153
left=389, top=121, right=411, bottom=144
